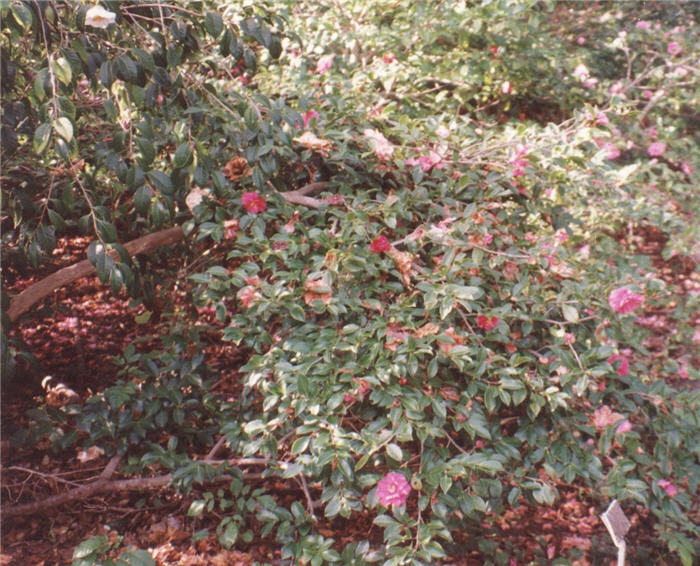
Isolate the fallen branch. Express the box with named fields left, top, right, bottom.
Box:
left=277, top=181, right=328, bottom=208
left=1, top=454, right=308, bottom=518
left=6, top=226, right=185, bottom=322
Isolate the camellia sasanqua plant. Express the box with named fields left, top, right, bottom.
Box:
left=2, top=1, right=698, bottom=565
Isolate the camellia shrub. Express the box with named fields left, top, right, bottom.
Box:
left=2, top=1, right=697, bottom=565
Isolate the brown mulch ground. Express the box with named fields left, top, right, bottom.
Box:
left=1, top=225, right=696, bottom=565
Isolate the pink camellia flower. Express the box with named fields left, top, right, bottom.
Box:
left=435, top=124, right=450, bottom=138
left=658, top=479, right=677, bottom=497
left=573, top=63, right=590, bottom=80
left=616, top=419, right=633, bottom=434
left=609, top=81, right=625, bottom=95
left=583, top=78, right=598, bottom=89
left=302, top=109, right=319, bottom=129
left=363, top=129, right=394, bottom=160
left=370, top=235, right=391, bottom=253
left=608, top=287, right=644, bottom=314
left=595, top=139, right=620, bottom=160
left=595, top=112, right=609, bottom=126
left=680, top=161, right=694, bottom=176
left=376, top=472, right=411, bottom=506
left=643, top=89, right=654, bottom=99
left=382, top=53, right=396, bottom=64
left=406, top=149, right=443, bottom=172
left=647, top=142, right=666, bottom=157
left=476, top=315, right=499, bottom=331
left=666, top=41, right=681, bottom=56
left=607, top=354, right=630, bottom=376
left=241, top=191, right=266, bottom=214
left=238, top=286, right=261, bottom=308
left=592, top=405, right=625, bottom=429
left=316, top=54, right=334, bottom=73
left=510, top=145, right=530, bottom=177
left=636, top=21, right=651, bottom=30
left=577, top=36, right=585, bottom=45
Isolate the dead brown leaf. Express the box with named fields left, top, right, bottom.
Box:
left=222, top=157, right=249, bottom=181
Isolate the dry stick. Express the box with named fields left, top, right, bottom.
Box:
left=6, top=226, right=185, bottom=322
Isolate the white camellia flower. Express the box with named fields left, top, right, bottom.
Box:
left=85, top=5, right=116, bottom=29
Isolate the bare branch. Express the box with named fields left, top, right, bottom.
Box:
left=6, top=226, right=185, bottom=322
left=276, top=181, right=329, bottom=209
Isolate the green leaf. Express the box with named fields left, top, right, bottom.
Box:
left=109, top=267, right=124, bottom=293
left=116, top=55, right=138, bottom=82
left=33, top=123, right=51, bottom=154
left=173, top=142, right=192, bottom=168
left=561, top=304, right=579, bottom=323
left=449, top=284, right=483, bottom=301
left=205, top=11, right=223, bottom=38
left=386, top=443, right=403, bottom=461
left=151, top=199, right=169, bottom=227
left=134, top=311, right=152, bottom=324
left=58, top=96, right=76, bottom=120
left=100, top=60, right=114, bottom=88
left=291, top=436, right=310, bottom=454
left=119, top=549, right=155, bottom=566
left=288, top=303, right=306, bottom=322
left=188, top=500, right=206, bottom=517
left=73, top=536, right=110, bottom=559
left=48, top=209, right=67, bottom=231
left=11, top=3, right=33, bottom=30
left=219, top=522, right=238, bottom=548
left=53, top=56, right=72, bottom=85
left=355, top=453, right=370, bottom=471
left=147, top=170, right=173, bottom=194
left=34, top=68, right=49, bottom=100
left=53, top=117, right=73, bottom=142
left=373, top=514, right=399, bottom=528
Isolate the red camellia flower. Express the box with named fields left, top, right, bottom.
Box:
left=370, top=235, right=391, bottom=253
left=607, top=354, right=630, bottom=376
left=302, top=109, right=319, bottom=129
left=608, top=287, right=644, bottom=314
left=476, top=315, right=499, bottom=331
left=376, top=472, right=411, bottom=506
left=241, top=191, right=266, bottom=214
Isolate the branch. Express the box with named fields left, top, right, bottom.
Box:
left=1, top=455, right=298, bottom=518
left=6, top=226, right=185, bottom=322
left=2, top=469, right=172, bottom=519
left=276, top=181, right=328, bottom=209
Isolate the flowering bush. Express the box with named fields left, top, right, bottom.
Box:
left=2, top=1, right=698, bottom=565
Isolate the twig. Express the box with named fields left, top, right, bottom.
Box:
left=205, top=436, right=227, bottom=461
left=5, top=466, right=82, bottom=488
left=297, top=474, right=317, bottom=520
left=469, top=243, right=531, bottom=260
